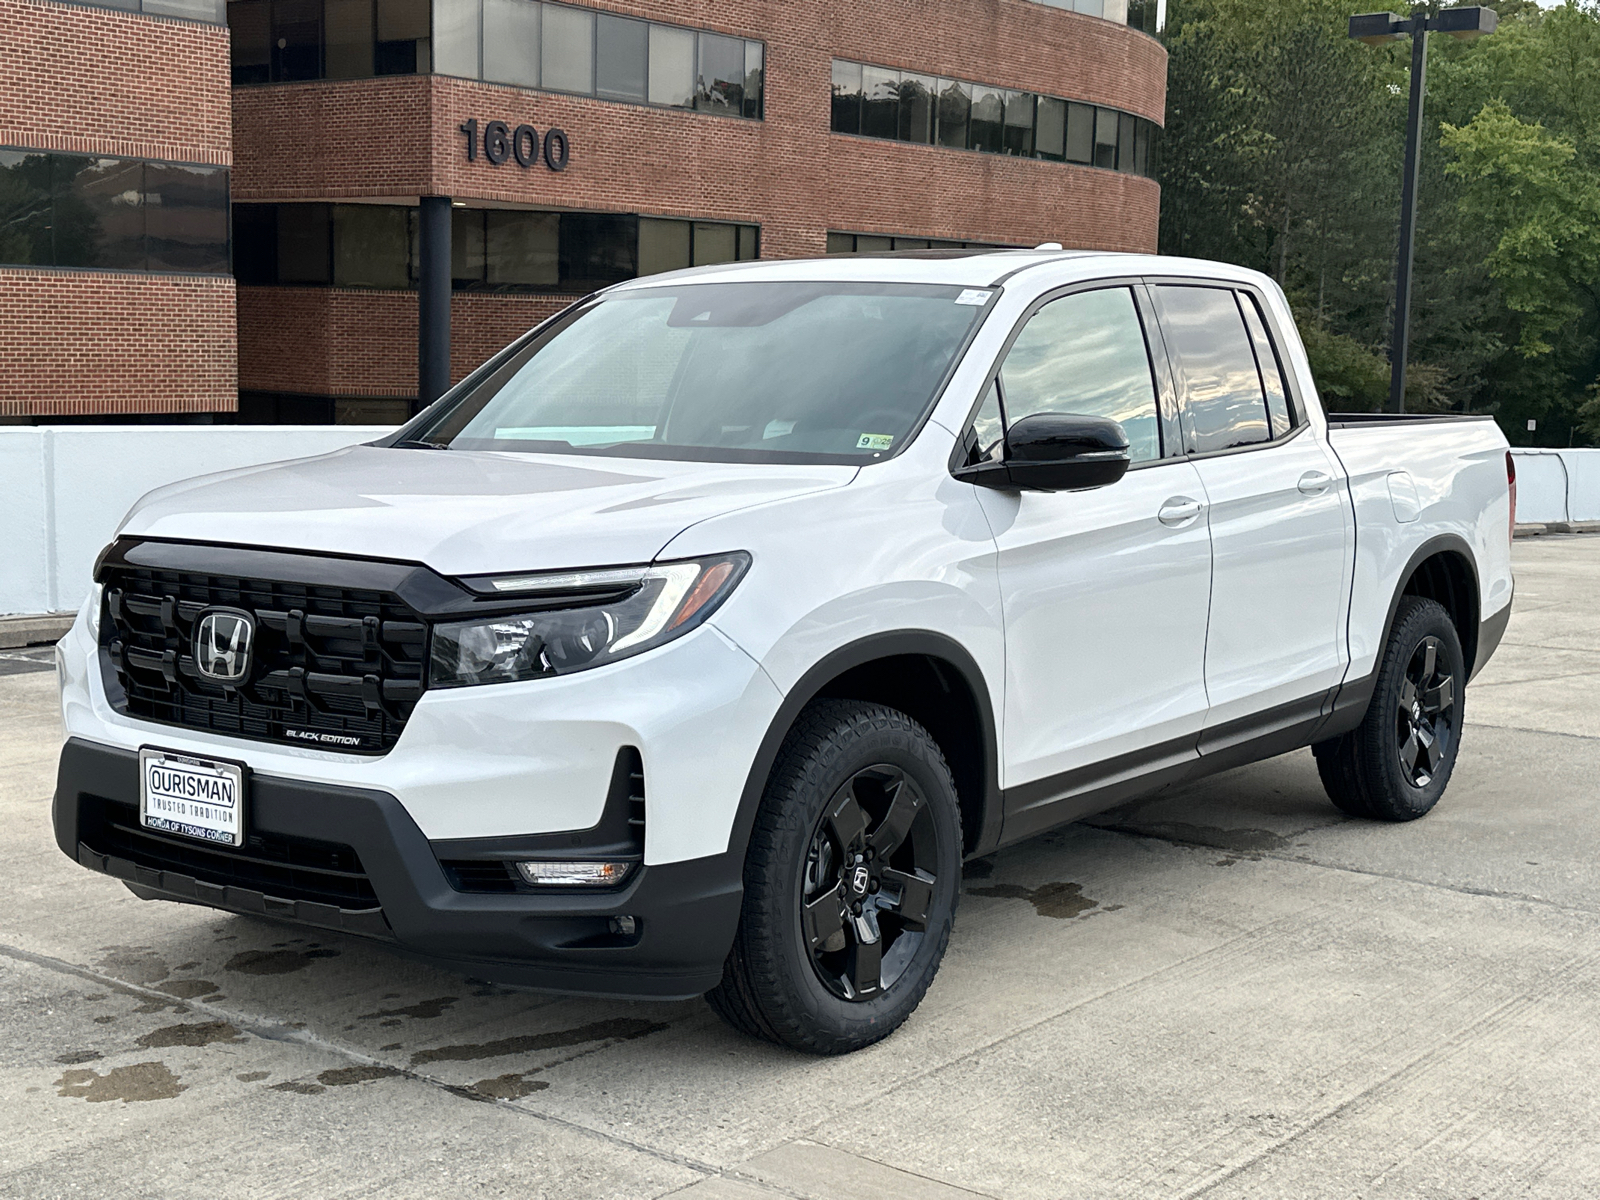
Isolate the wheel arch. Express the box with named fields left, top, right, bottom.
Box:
left=1393, top=535, right=1482, bottom=677
left=728, top=633, right=1002, bottom=866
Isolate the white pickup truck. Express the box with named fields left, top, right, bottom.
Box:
left=53, top=250, right=1514, bottom=1053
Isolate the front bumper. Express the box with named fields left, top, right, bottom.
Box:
left=54, top=738, right=742, bottom=999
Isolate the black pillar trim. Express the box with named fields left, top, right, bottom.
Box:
left=416, top=195, right=452, bottom=416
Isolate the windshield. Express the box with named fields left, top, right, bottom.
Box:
left=408, top=280, right=993, bottom=464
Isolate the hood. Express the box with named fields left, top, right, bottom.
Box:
left=119, top=445, right=857, bottom=574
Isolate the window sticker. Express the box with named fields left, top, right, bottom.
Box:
left=763, top=419, right=796, bottom=439
left=954, top=289, right=993, bottom=306
left=857, top=433, right=895, bottom=451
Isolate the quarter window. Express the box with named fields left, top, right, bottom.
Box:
left=994, top=287, right=1162, bottom=464
left=1238, top=292, right=1295, bottom=437
left=1155, top=285, right=1272, bottom=454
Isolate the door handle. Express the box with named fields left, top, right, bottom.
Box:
left=1298, top=471, right=1333, bottom=495
left=1158, top=497, right=1205, bottom=526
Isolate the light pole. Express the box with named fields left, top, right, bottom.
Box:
left=1349, top=5, right=1497, bottom=413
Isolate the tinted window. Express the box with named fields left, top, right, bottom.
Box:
left=487, top=210, right=558, bottom=286
left=830, top=60, right=863, bottom=134
left=375, top=0, right=429, bottom=73
left=144, top=164, right=229, bottom=274
left=861, top=66, right=899, bottom=139
left=1094, top=108, right=1118, bottom=169
left=0, top=151, right=53, bottom=266
left=1065, top=102, right=1094, bottom=163
left=936, top=79, right=969, bottom=148
left=1239, top=292, right=1294, bottom=437
left=483, top=0, right=539, bottom=87
left=277, top=203, right=331, bottom=283
left=649, top=24, right=696, bottom=108
left=998, top=287, right=1161, bottom=464
left=272, top=0, right=322, bottom=81
left=232, top=203, right=276, bottom=283
left=742, top=42, right=764, bottom=119
left=325, top=0, right=375, bottom=78
left=596, top=14, right=647, bottom=100
left=333, top=204, right=409, bottom=287
left=559, top=212, right=636, bottom=291
left=1156, top=285, right=1271, bottom=454
left=899, top=73, right=934, bottom=143
left=692, top=222, right=737, bottom=266
left=542, top=5, right=594, bottom=94
left=696, top=33, right=745, bottom=113
left=1035, top=96, right=1066, bottom=161
left=639, top=218, right=691, bottom=276
left=1003, top=92, right=1035, bottom=156
left=969, top=86, right=1004, bottom=152
left=230, top=0, right=271, bottom=82
left=54, top=157, right=145, bottom=271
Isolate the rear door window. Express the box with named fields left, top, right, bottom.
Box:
left=1154, top=285, right=1271, bottom=454
left=1238, top=292, right=1294, bottom=438
left=996, top=286, right=1162, bottom=464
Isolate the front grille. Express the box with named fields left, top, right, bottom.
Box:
left=80, top=795, right=379, bottom=910
left=101, top=564, right=426, bottom=754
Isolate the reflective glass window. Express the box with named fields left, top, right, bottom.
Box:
left=272, top=0, right=323, bottom=81
left=1239, top=292, right=1295, bottom=436
left=899, top=73, right=934, bottom=143
left=277, top=203, right=332, bottom=284
left=452, top=208, right=487, bottom=285
left=333, top=205, right=410, bottom=288
left=743, top=41, right=764, bottom=119
left=375, top=0, right=430, bottom=73
left=482, top=0, right=538, bottom=86
left=1034, top=96, right=1066, bottom=161
left=433, top=0, right=481, bottom=78
left=825, top=232, right=854, bottom=254
left=696, top=32, right=745, bottom=114
left=0, top=151, right=53, bottom=267
left=229, top=0, right=271, bottom=83
left=969, top=86, right=1004, bottom=152
left=736, top=224, right=758, bottom=260
left=144, top=164, right=229, bottom=274
left=232, top=203, right=277, bottom=283
left=649, top=24, right=696, bottom=108
left=854, top=234, right=892, bottom=253
left=596, top=13, right=647, bottom=101
left=1075, top=0, right=1105, bottom=14
left=831, top=60, right=863, bottom=134
left=144, top=0, right=222, bottom=18
left=488, top=210, right=558, bottom=286
left=542, top=5, right=594, bottom=94
left=692, top=221, right=737, bottom=266
left=53, top=156, right=145, bottom=271
left=935, top=79, right=969, bottom=149
left=999, top=287, right=1161, bottom=463
left=861, top=66, right=899, bottom=140
left=1155, top=285, right=1272, bottom=454
left=1065, top=102, right=1094, bottom=163
left=559, top=212, right=636, bottom=291
left=1094, top=107, right=1119, bottom=169
left=1003, top=91, right=1035, bottom=156
left=1118, top=112, right=1136, bottom=173
left=892, top=237, right=930, bottom=250
left=969, top=380, right=1004, bottom=464
left=324, top=0, right=375, bottom=78
left=639, top=218, right=691, bottom=277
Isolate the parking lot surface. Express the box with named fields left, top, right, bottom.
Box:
left=3, top=537, right=1598, bottom=1200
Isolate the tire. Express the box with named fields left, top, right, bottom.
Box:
left=706, top=700, right=962, bottom=1054
left=1313, top=597, right=1465, bottom=822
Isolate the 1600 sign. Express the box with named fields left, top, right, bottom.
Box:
left=460, top=119, right=570, bottom=171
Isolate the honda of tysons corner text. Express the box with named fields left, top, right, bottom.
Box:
left=53, top=249, right=1515, bottom=1053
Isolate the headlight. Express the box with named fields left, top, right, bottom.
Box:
left=430, top=552, right=750, bottom=687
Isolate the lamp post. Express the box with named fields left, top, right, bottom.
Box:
left=1349, top=5, right=1496, bottom=413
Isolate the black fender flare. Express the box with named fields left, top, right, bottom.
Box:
left=724, top=630, right=1003, bottom=874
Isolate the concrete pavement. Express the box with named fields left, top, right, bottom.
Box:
left=2, top=537, right=1599, bottom=1199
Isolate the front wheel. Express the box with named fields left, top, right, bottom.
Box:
left=1314, top=596, right=1465, bottom=822
left=706, top=700, right=962, bottom=1054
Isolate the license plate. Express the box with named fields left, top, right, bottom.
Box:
left=140, top=748, right=247, bottom=847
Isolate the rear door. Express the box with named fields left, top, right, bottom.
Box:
left=1150, top=282, right=1352, bottom=747
left=963, top=284, right=1213, bottom=837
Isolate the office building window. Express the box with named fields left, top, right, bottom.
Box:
left=44, top=0, right=225, bottom=24
left=0, top=149, right=229, bottom=275
left=233, top=202, right=757, bottom=291
left=229, top=0, right=765, bottom=120
left=829, top=59, right=1160, bottom=179
left=825, top=232, right=1018, bottom=255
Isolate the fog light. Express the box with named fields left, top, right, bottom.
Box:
left=609, top=915, right=637, bottom=937
left=514, top=860, right=633, bottom=887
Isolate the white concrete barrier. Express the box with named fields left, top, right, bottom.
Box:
left=1512, top=448, right=1600, bottom=525
left=0, top=426, right=395, bottom=617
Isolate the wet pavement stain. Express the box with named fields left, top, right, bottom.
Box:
left=380, top=1042, right=403, bottom=1051
left=470, top=1073, right=550, bottom=1100
left=969, top=881, right=1099, bottom=919
left=962, top=857, right=996, bottom=880
left=1090, top=820, right=1291, bottom=858
left=317, top=1065, right=402, bottom=1087
left=157, top=979, right=220, bottom=999
left=94, top=946, right=170, bottom=985
left=269, top=1080, right=324, bottom=1095
left=359, top=996, right=458, bottom=1021
left=137, top=1021, right=243, bottom=1049
left=56, top=1061, right=185, bottom=1103
left=411, top=1018, right=669, bottom=1066
left=224, top=947, right=340, bottom=976
left=131, top=999, right=190, bottom=1016
left=54, top=1051, right=102, bottom=1065
left=236, top=1071, right=270, bottom=1082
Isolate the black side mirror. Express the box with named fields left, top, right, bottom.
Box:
left=954, top=412, right=1132, bottom=492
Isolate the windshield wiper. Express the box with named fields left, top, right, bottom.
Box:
left=392, top=439, right=450, bottom=450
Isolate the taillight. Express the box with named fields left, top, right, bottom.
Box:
left=1507, top=450, right=1517, bottom=544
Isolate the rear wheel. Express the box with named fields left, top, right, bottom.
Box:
left=706, top=700, right=961, bottom=1054
left=1314, top=597, right=1464, bottom=822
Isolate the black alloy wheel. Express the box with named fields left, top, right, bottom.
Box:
left=1314, top=596, right=1466, bottom=822
left=801, top=765, right=939, bottom=1001
left=1394, top=635, right=1456, bottom=788
left=706, top=700, right=962, bottom=1054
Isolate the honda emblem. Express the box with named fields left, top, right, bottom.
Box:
left=194, top=609, right=255, bottom=684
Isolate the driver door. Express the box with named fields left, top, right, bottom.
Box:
left=965, top=285, right=1213, bottom=838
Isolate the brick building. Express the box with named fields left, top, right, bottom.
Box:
left=1, top=0, right=234, bottom=418
left=2, top=0, right=1166, bottom=423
